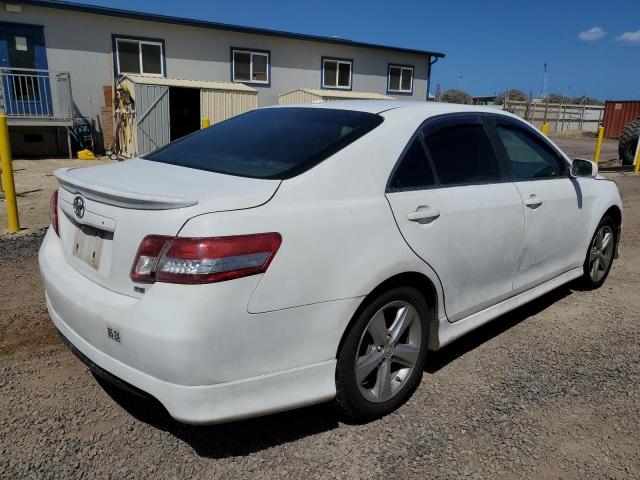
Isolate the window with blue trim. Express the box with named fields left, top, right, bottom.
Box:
left=115, top=37, right=164, bottom=76
left=388, top=65, right=413, bottom=93
left=232, top=49, right=269, bottom=84
left=322, top=58, right=352, bottom=89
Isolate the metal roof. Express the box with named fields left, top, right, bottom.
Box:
left=282, top=89, right=394, bottom=100
left=17, top=0, right=445, bottom=58
left=119, top=74, right=257, bottom=92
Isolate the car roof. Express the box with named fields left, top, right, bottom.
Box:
left=272, top=100, right=515, bottom=118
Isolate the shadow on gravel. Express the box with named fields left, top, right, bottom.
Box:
left=96, top=375, right=339, bottom=458
left=426, top=285, right=573, bottom=373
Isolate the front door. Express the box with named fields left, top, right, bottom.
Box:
left=386, top=115, right=524, bottom=322
left=0, top=22, right=52, bottom=116
left=488, top=116, right=590, bottom=291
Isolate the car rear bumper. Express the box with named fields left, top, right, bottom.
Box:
left=50, top=302, right=335, bottom=424
left=39, top=229, right=360, bottom=424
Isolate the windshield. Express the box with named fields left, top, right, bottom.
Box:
left=145, top=107, right=384, bottom=179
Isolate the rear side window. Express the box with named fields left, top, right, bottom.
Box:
left=388, top=137, right=435, bottom=190
left=495, top=125, right=565, bottom=180
left=424, top=124, right=501, bottom=186
left=145, top=107, right=383, bottom=179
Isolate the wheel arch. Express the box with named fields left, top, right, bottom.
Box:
left=603, top=204, right=622, bottom=257
left=336, top=271, right=440, bottom=358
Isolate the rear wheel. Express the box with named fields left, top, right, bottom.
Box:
left=335, top=287, right=429, bottom=422
left=580, top=216, right=616, bottom=289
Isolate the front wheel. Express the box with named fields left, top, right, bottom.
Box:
left=580, top=216, right=617, bottom=289
left=335, top=287, right=430, bottom=422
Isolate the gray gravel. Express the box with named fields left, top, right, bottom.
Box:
left=1, top=173, right=639, bottom=479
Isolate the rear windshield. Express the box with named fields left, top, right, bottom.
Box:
left=145, top=107, right=384, bottom=179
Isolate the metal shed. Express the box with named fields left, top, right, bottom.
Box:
left=278, top=89, right=393, bottom=105
left=115, top=75, right=257, bottom=157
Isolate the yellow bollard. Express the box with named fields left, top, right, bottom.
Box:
left=0, top=115, right=19, bottom=232
left=541, top=123, right=549, bottom=137
left=201, top=117, right=210, bottom=129
left=594, top=126, right=604, bottom=164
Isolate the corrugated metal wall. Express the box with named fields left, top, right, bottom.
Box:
left=135, top=84, right=170, bottom=156
left=200, top=89, right=257, bottom=124
left=603, top=101, right=640, bottom=139
left=278, top=90, right=322, bottom=105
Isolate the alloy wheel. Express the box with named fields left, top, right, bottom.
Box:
left=354, top=300, right=422, bottom=403
left=589, top=225, right=614, bottom=283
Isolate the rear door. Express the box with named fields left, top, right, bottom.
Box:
left=385, top=114, right=525, bottom=322
left=487, top=116, right=590, bottom=291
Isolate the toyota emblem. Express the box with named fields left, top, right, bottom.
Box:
left=73, top=196, right=85, bottom=219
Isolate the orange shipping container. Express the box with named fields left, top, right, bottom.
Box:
left=603, top=100, right=640, bottom=139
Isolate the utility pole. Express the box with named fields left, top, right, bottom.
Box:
left=542, top=63, right=548, bottom=100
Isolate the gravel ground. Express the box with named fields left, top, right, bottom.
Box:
left=550, top=135, right=619, bottom=165
left=1, top=173, right=639, bottom=479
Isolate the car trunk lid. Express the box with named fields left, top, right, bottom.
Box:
left=54, top=159, right=280, bottom=297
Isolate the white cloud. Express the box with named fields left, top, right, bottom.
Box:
left=579, top=26, right=606, bottom=42
left=616, top=30, right=640, bottom=45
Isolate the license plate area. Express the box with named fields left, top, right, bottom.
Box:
left=73, top=225, right=106, bottom=269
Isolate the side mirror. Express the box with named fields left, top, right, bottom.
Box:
left=571, top=158, right=598, bottom=178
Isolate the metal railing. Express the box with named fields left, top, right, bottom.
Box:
left=0, top=67, right=72, bottom=120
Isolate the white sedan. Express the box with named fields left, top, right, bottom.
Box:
left=40, top=101, right=622, bottom=424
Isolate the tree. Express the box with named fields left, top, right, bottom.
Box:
left=539, top=93, right=603, bottom=105
left=572, top=95, right=603, bottom=106
left=440, top=89, right=472, bottom=105
left=495, top=89, right=527, bottom=105
left=546, top=93, right=571, bottom=104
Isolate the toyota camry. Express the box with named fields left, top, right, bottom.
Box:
left=40, top=101, right=622, bottom=424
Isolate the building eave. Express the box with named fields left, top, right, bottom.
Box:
left=14, top=0, right=446, bottom=58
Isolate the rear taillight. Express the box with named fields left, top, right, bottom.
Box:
left=130, top=233, right=282, bottom=284
left=50, top=190, right=59, bottom=236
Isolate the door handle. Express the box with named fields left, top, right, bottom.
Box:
left=525, top=194, right=543, bottom=209
left=408, top=206, right=440, bottom=224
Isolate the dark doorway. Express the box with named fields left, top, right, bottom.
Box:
left=169, top=87, right=200, bottom=141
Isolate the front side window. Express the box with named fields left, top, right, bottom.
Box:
left=495, top=125, right=566, bottom=180
left=115, top=38, right=164, bottom=76
left=388, top=65, right=414, bottom=93
left=322, top=58, right=352, bottom=89
left=232, top=49, right=269, bottom=84
left=424, top=123, right=502, bottom=186
left=146, top=108, right=383, bottom=179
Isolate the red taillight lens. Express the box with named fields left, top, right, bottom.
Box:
left=130, top=233, right=282, bottom=284
left=50, top=190, right=59, bottom=236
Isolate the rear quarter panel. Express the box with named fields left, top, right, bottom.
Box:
left=179, top=111, right=446, bottom=318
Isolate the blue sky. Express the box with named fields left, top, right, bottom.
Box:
left=89, top=0, right=639, bottom=100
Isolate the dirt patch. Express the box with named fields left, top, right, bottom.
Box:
left=0, top=158, right=113, bottom=236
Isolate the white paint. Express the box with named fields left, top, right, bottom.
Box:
left=40, top=101, right=623, bottom=423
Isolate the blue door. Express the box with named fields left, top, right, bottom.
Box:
left=0, top=22, right=52, bottom=116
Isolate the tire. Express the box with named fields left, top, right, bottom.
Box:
left=618, top=118, right=640, bottom=166
left=579, top=215, right=617, bottom=289
left=335, top=286, right=430, bottom=423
